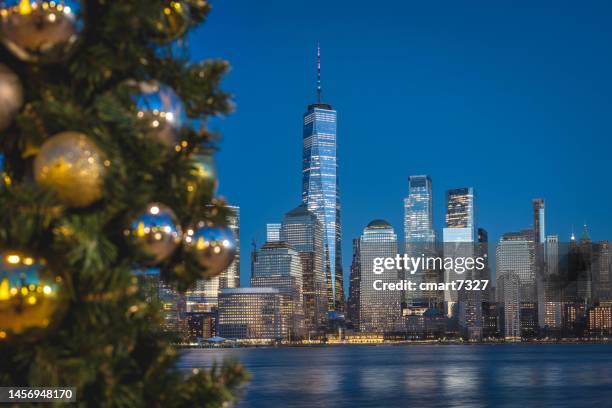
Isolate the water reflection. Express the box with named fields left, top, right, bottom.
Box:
left=178, top=344, right=612, bottom=408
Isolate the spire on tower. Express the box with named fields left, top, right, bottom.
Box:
left=317, top=43, right=321, bottom=103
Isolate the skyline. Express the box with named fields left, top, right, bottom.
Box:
left=189, top=0, right=612, bottom=289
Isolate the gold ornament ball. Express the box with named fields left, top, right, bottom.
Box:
left=126, top=203, right=183, bottom=265
left=183, top=223, right=237, bottom=279
left=0, top=63, right=24, bottom=131
left=34, top=131, right=106, bottom=208
left=0, top=251, right=65, bottom=340
left=152, top=0, right=190, bottom=43
left=0, top=0, right=84, bottom=62
left=187, top=151, right=218, bottom=202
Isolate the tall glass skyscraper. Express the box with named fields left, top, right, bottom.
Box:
left=443, top=187, right=476, bottom=306
left=442, top=188, right=479, bottom=337
left=220, top=205, right=240, bottom=290
left=532, top=198, right=546, bottom=245
left=403, top=175, right=436, bottom=305
left=403, top=175, right=435, bottom=248
left=302, top=45, right=343, bottom=312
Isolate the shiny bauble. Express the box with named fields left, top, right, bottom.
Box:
left=183, top=223, right=237, bottom=278
left=186, top=151, right=218, bottom=202
left=151, top=0, right=190, bottom=43
left=0, top=64, right=23, bottom=131
left=0, top=251, right=65, bottom=340
left=126, top=203, right=182, bottom=265
left=0, top=0, right=84, bottom=63
left=33, top=131, right=106, bottom=208
left=130, top=81, right=186, bottom=149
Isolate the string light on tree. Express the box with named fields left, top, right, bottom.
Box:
left=0, top=0, right=84, bottom=62
left=0, top=251, right=65, bottom=340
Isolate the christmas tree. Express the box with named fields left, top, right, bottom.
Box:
left=0, top=0, right=248, bottom=406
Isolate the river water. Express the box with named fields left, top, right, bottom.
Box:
left=178, top=344, right=612, bottom=407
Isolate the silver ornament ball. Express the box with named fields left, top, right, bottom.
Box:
left=183, top=223, right=237, bottom=278
left=0, top=0, right=84, bottom=62
left=126, top=203, right=183, bottom=265
left=130, top=81, right=186, bottom=149
left=0, top=63, right=23, bottom=131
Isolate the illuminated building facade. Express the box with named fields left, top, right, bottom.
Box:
left=403, top=175, right=436, bottom=305
left=280, top=204, right=327, bottom=334
left=218, top=288, right=281, bottom=341
left=251, top=241, right=305, bottom=339
left=497, top=271, right=521, bottom=340
left=302, top=45, right=343, bottom=312
left=358, top=220, right=402, bottom=333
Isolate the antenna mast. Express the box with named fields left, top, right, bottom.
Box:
left=317, top=43, right=321, bottom=103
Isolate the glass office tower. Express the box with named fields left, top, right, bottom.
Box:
left=280, top=204, right=327, bottom=334
left=403, top=175, right=436, bottom=248
left=358, top=220, right=403, bottom=333
left=220, top=205, right=240, bottom=290
left=442, top=188, right=481, bottom=338
left=251, top=241, right=305, bottom=340
left=403, top=175, right=436, bottom=305
left=443, top=187, right=476, bottom=307
left=302, top=47, right=343, bottom=312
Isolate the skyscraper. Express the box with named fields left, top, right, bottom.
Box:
left=442, top=187, right=479, bottom=336
left=444, top=188, right=475, bottom=233
left=532, top=199, right=546, bottom=329
left=543, top=234, right=561, bottom=330
left=280, top=204, right=327, bottom=334
left=403, top=175, right=435, bottom=248
left=545, top=235, right=559, bottom=277
left=442, top=188, right=476, bottom=312
left=496, top=230, right=538, bottom=337
left=593, top=241, right=611, bottom=302
left=358, top=220, right=402, bottom=333
left=497, top=271, right=521, bottom=340
left=533, top=198, right=546, bottom=245
left=403, top=175, right=436, bottom=306
left=496, top=231, right=537, bottom=300
left=220, top=205, right=240, bottom=290
left=347, top=238, right=361, bottom=330
left=251, top=241, right=305, bottom=339
left=302, top=45, right=343, bottom=312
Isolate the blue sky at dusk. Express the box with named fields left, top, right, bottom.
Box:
left=189, top=0, right=612, bottom=289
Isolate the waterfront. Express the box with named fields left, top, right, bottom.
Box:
left=179, top=344, right=612, bottom=407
